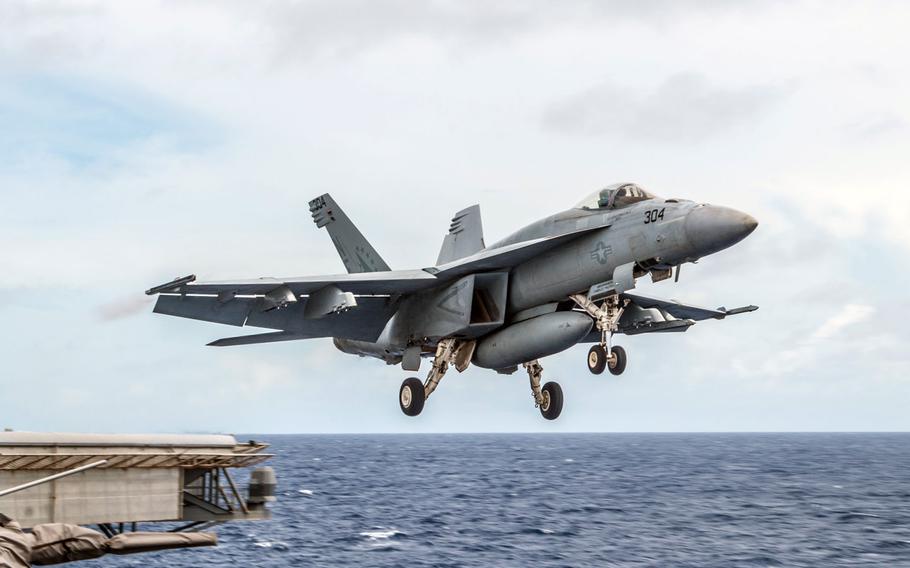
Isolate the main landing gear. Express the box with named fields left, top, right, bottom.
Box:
left=524, top=360, right=563, bottom=420
left=571, top=292, right=629, bottom=377
left=397, top=340, right=565, bottom=420
left=398, top=338, right=473, bottom=418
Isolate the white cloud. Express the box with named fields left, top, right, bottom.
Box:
left=542, top=73, right=787, bottom=142
left=0, top=0, right=908, bottom=432
left=811, top=304, right=875, bottom=341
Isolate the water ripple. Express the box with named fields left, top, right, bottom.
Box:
left=87, top=433, right=910, bottom=567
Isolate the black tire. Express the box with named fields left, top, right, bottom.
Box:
left=399, top=377, right=426, bottom=417
left=539, top=381, right=564, bottom=420
left=608, top=345, right=627, bottom=376
left=587, top=345, right=607, bottom=375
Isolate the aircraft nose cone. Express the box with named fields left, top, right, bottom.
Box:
left=685, top=205, right=758, bottom=257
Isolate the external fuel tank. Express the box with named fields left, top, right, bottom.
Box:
left=472, top=311, right=593, bottom=370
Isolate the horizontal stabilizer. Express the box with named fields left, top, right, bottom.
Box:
left=437, top=205, right=484, bottom=265
left=309, top=193, right=391, bottom=273
left=208, top=331, right=309, bottom=347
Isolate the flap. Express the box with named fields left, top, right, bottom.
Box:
left=153, top=295, right=397, bottom=342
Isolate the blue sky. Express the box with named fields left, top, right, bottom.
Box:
left=1, top=1, right=908, bottom=433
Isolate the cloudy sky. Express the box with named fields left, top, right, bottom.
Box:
left=1, top=1, right=908, bottom=434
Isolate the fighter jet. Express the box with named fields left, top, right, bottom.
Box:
left=146, top=183, right=758, bottom=420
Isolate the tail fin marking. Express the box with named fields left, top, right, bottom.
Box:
left=309, top=194, right=391, bottom=273
left=436, top=204, right=485, bottom=265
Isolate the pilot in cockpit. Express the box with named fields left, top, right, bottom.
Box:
left=575, top=183, right=658, bottom=210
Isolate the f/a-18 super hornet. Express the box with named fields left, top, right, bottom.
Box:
left=147, top=183, right=758, bottom=420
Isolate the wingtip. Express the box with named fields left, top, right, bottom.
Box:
left=145, top=274, right=196, bottom=295
left=720, top=305, right=759, bottom=317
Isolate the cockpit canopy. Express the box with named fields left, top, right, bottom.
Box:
left=575, top=183, right=659, bottom=210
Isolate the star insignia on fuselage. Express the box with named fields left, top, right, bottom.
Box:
left=590, top=241, right=613, bottom=265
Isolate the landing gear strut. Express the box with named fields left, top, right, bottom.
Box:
left=398, top=338, right=473, bottom=417
left=524, top=360, right=563, bottom=420
left=571, top=292, right=629, bottom=376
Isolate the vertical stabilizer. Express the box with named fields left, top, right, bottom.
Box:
left=309, top=194, right=391, bottom=273
left=436, top=205, right=485, bottom=265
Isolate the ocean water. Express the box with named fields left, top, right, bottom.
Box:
left=103, top=434, right=909, bottom=567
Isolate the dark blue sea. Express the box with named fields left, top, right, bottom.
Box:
left=105, top=434, right=910, bottom=567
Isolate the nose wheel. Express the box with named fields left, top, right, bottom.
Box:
left=588, top=344, right=626, bottom=376
left=606, top=345, right=626, bottom=375
left=571, top=291, right=630, bottom=377
left=587, top=345, right=607, bottom=374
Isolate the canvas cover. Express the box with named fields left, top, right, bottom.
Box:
left=105, top=531, right=216, bottom=554
left=0, top=519, right=30, bottom=568
left=28, top=524, right=107, bottom=565
left=0, top=518, right=215, bottom=567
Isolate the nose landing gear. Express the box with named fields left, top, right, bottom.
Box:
left=587, top=344, right=626, bottom=376
left=572, top=292, right=629, bottom=376
left=587, top=345, right=607, bottom=374
left=606, top=345, right=626, bottom=375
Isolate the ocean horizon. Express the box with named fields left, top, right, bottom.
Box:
left=88, top=432, right=910, bottom=567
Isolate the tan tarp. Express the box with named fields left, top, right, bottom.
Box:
left=0, top=520, right=30, bottom=568
left=28, top=524, right=109, bottom=565
left=106, top=531, right=217, bottom=554
left=0, top=518, right=216, bottom=567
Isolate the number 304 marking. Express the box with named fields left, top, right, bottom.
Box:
left=644, top=208, right=665, bottom=224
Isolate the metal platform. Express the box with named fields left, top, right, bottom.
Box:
left=0, top=432, right=275, bottom=530
left=0, top=433, right=271, bottom=471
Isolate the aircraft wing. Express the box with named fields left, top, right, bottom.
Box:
left=147, top=225, right=606, bottom=299
left=621, top=293, right=758, bottom=321
left=147, top=224, right=607, bottom=345
left=146, top=270, right=436, bottom=344
left=147, top=269, right=438, bottom=297
left=580, top=293, right=757, bottom=340
left=152, top=294, right=399, bottom=343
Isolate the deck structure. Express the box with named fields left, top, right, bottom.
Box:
left=0, top=432, right=275, bottom=531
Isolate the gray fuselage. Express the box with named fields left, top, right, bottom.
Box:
left=335, top=196, right=756, bottom=362
left=495, top=197, right=754, bottom=314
